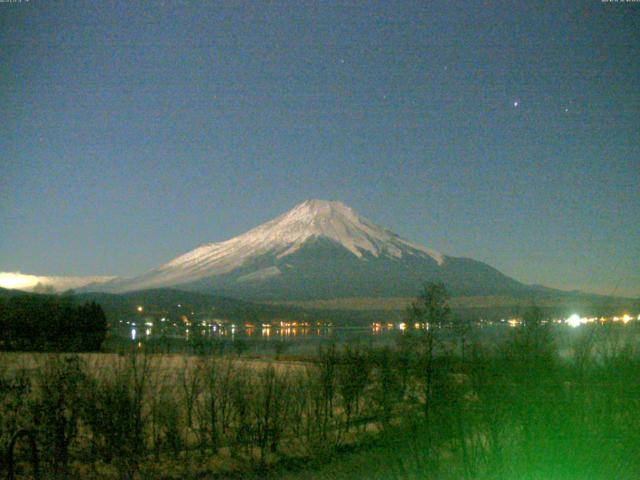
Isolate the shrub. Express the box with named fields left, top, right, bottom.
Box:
left=30, top=355, right=86, bottom=474
left=80, top=354, right=149, bottom=478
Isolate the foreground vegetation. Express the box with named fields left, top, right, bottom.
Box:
left=2, top=321, right=640, bottom=479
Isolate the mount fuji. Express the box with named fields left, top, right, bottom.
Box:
left=93, top=200, right=534, bottom=300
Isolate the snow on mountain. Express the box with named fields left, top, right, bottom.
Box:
left=103, top=200, right=445, bottom=293
left=0, top=272, right=117, bottom=293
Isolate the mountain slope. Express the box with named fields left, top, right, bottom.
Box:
left=75, top=288, right=302, bottom=323
left=92, top=199, right=538, bottom=300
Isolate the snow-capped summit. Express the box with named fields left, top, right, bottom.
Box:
left=189, top=199, right=444, bottom=263
left=100, top=200, right=442, bottom=293
left=93, top=200, right=528, bottom=299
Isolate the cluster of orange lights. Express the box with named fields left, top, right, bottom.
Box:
left=275, top=320, right=312, bottom=328
left=371, top=322, right=427, bottom=332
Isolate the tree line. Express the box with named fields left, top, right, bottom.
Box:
left=0, top=293, right=107, bottom=351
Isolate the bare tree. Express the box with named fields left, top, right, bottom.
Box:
left=407, top=282, right=451, bottom=421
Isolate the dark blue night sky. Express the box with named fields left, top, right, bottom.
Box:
left=1, top=1, right=639, bottom=296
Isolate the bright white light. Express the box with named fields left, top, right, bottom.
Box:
left=0, top=272, right=116, bottom=292
left=131, top=328, right=137, bottom=340
left=566, top=314, right=582, bottom=328
left=513, top=100, right=519, bottom=107
left=0, top=272, right=39, bottom=290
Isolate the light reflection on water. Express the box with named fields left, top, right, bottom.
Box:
left=149, top=324, right=405, bottom=342
left=195, top=324, right=413, bottom=342
left=134, top=320, right=422, bottom=343
left=208, top=325, right=341, bottom=340
left=131, top=316, right=640, bottom=345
